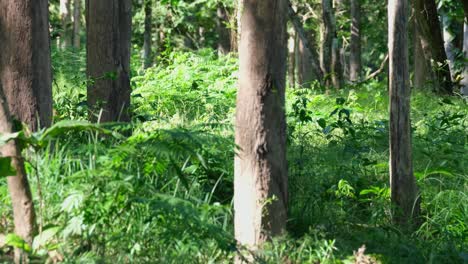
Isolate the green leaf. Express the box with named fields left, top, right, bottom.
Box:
left=5, top=233, right=31, bottom=252
left=0, top=157, right=16, bottom=177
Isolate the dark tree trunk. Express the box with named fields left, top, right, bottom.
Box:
left=60, top=0, right=72, bottom=48
left=331, top=37, right=344, bottom=88
left=86, top=0, right=132, bottom=122
left=349, top=0, right=362, bottom=82
left=414, top=0, right=453, bottom=94
left=321, top=0, right=333, bottom=86
left=413, top=21, right=428, bottom=89
left=143, top=0, right=153, bottom=69
left=73, top=0, right=81, bottom=49
left=388, top=0, right=421, bottom=227
left=0, top=0, right=52, bottom=261
left=217, top=4, right=232, bottom=55
left=462, top=21, right=468, bottom=95
left=235, top=0, right=288, bottom=249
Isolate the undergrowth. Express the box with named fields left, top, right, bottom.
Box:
left=0, top=49, right=466, bottom=263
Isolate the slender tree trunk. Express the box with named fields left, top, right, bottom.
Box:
left=217, top=4, right=232, bottom=55
left=441, top=12, right=456, bottom=81
left=298, top=37, right=316, bottom=87
left=321, top=0, right=333, bottom=86
left=60, top=0, right=72, bottom=48
left=413, top=21, right=428, bottom=89
left=288, top=32, right=297, bottom=88
left=332, top=37, right=344, bottom=88
left=414, top=0, right=453, bottom=94
left=0, top=86, right=34, bottom=264
left=388, top=0, right=421, bottom=227
left=86, top=0, right=132, bottom=122
left=235, top=0, right=288, bottom=250
left=143, top=0, right=153, bottom=68
left=462, top=21, right=468, bottom=96
left=349, top=0, right=361, bottom=82
left=73, top=0, right=81, bottom=49
left=0, top=0, right=52, bottom=261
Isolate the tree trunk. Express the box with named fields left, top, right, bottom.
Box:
left=288, top=32, right=297, bottom=88
left=321, top=0, right=333, bottom=86
left=349, top=0, right=361, bottom=82
left=0, top=85, right=35, bottom=264
left=462, top=21, right=468, bottom=96
left=441, top=12, right=456, bottom=81
left=331, top=37, right=344, bottom=88
left=217, top=4, right=232, bottom=55
left=413, top=22, right=428, bottom=89
left=60, top=0, right=72, bottom=48
left=388, top=0, right=421, bottom=227
left=86, top=0, right=132, bottom=122
left=0, top=0, right=53, bottom=131
left=73, top=0, right=81, bottom=49
left=143, top=0, right=153, bottom=69
left=235, top=0, right=288, bottom=250
left=0, top=1, right=52, bottom=261
left=414, top=0, right=453, bottom=94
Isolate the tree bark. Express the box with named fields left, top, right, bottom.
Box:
left=441, top=12, right=456, bottom=81
left=86, top=0, right=132, bottom=122
left=60, top=0, right=72, bottom=48
left=143, top=0, right=153, bottom=68
left=388, top=0, right=421, bottom=227
left=0, top=85, right=35, bottom=264
left=235, top=0, right=288, bottom=249
left=288, top=32, right=297, bottom=88
left=0, top=1, right=51, bottom=260
left=462, top=21, right=468, bottom=96
left=349, top=0, right=361, bottom=82
left=321, top=0, right=333, bottom=86
left=414, top=0, right=453, bottom=94
left=0, top=0, right=53, bottom=131
left=413, top=16, right=428, bottom=89
left=217, top=4, right=232, bottom=55
left=73, top=0, right=81, bottom=49
left=332, top=37, right=344, bottom=88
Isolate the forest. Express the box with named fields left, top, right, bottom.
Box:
left=0, top=0, right=466, bottom=263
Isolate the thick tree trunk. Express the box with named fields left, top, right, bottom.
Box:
left=349, top=0, right=361, bottom=82
left=217, top=4, right=232, bottom=55
left=60, top=0, right=72, bottom=48
left=0, top=0, right=53, bottom=131
left=73, top=0, right=81, bottom=49
left=143, top=0, right=153, bottom=69
left=414, top=0, right=453, bottom=94
left=388, top=0, right=421, bottom=227
left=86, top=0, right=132, bottom=122
left=0, top=1, right=51, bottom=261
left=462, top=21, right=468, bottom=96
left=298, top=38, right=315, bottom=87
left=235, top=0, right=288, bottom=250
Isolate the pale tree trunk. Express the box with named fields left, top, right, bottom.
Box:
left=235, top=0, right=244, bottom=51
left=235, top=0, right=288, bottom=252
left=217, top=4, right=232, bottom=55
left=462, top=21, right=468, bottom=96
left=143, top=0, right=153, bottom=68
left=349, top=0, right=361, bottom=82
left=414, top=0, right=453, bottom=94
left=73, top=0, right=81, bottom=49
left=86, top=0, right=132, bottom=122
left=60, top=0, right=72, bottom=48
left=288, top=32, right=297, bottom=88
left=388, top=0, right=421, bottom=227
left=441, top=12, right=456, bottom=81
left=0, top=0, right=53, bottom=261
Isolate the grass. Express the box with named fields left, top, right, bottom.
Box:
left=0, top=48, right=466, bottom=263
